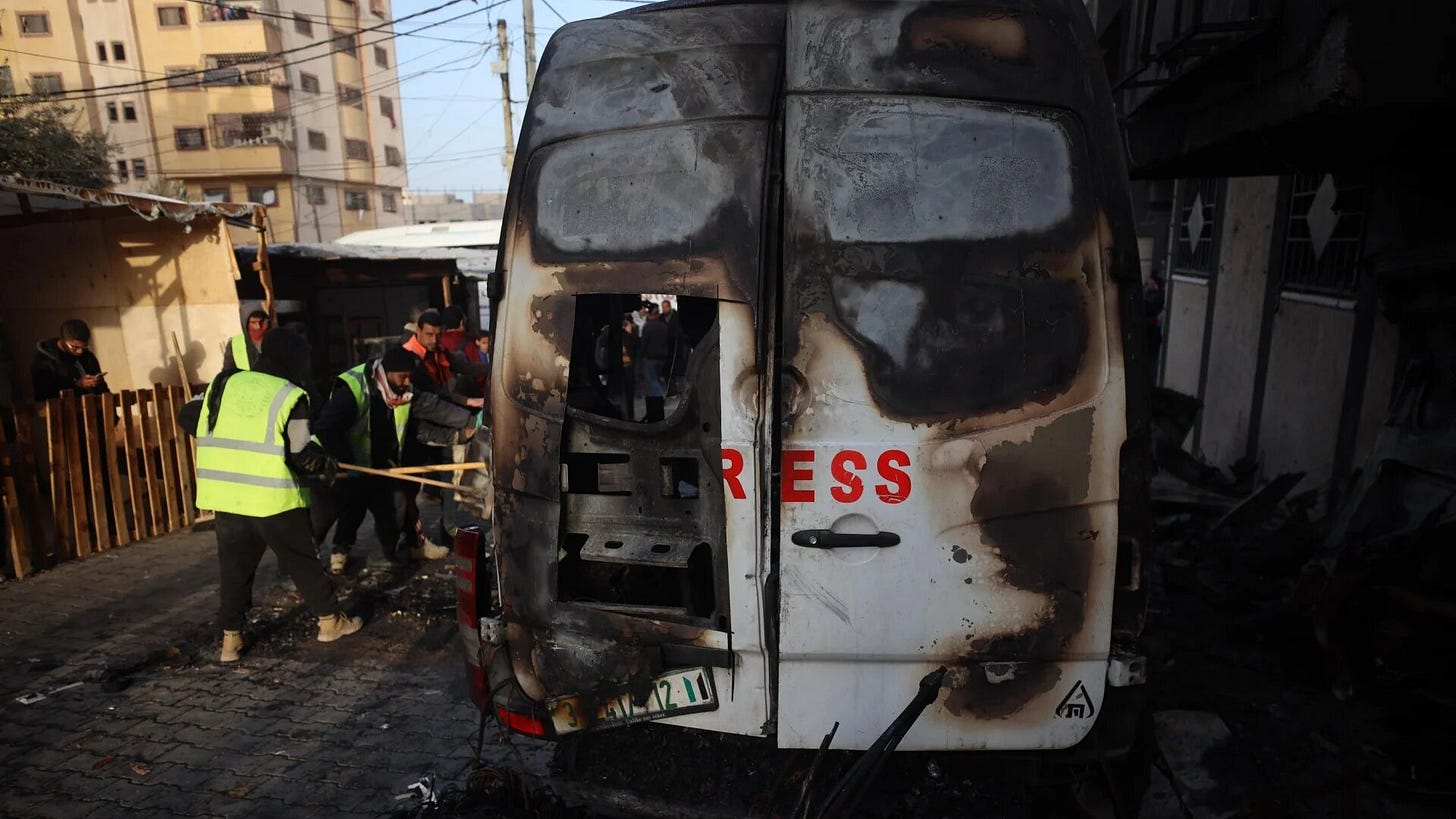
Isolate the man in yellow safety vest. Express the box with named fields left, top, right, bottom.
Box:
left=183, top=328, right=362, bottom=662
left=221, top=309, right=270, bottom=373
left=311, top=347, right=474, bottom=573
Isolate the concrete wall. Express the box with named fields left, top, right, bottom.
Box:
left=0, top=211, right=242, bottom=400
left=1256, top=297, right=1355, bottom=489
left=1198, top=176, right=1279, bottom=466
left=1162, top=277, right=1207, bottom=398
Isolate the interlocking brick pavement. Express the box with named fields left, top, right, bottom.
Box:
left=0, top=523, right=550, bottom=818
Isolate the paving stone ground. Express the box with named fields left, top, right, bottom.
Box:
left=0, top=514, right=550, bottom=819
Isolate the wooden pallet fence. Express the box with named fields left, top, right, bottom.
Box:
left=1, top=385, right=199, bottom=579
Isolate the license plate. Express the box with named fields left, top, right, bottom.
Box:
left=548, top=667, right=717, bottom=735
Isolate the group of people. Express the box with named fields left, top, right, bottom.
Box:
left=609, top=298, right=687, bottom=423
left=180, top=307, right=488, bottom=663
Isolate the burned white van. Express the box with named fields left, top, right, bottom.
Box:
left=457, top=0, right=1152, bottom=792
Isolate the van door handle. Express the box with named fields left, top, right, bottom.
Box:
left=791, top=530, right=901, bottom=548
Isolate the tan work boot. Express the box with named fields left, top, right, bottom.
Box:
left=412, top=538, right=450, bottom=561
left=317, top=613, right=363, bottom=643
left=329, top=553, right=347, bottom=575
left=220, top=630, right=244, bottom=663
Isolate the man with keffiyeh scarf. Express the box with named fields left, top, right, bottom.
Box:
left=311, top=347, right=474, bottom=572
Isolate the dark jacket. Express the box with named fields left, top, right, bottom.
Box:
left=31, top=339, right=109, bottom=401
left=313, top=376, right=404, bottom=469
left=639, top=318, right=671, bottom=361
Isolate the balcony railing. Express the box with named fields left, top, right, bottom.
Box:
left=201, top=54, right=289, bottom=89
left=210, top=113, right=292, bottom=148
left=198, top=0, right=280, bottom=24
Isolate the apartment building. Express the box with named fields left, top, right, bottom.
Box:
left=1, top=0, right=407, bottom=241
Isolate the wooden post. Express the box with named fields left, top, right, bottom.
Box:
left=150, top=386, right=181, bottom=533
left=10, top=409, right=53, bottom=567
left=120, top=391, right=146, bottom=541
left=136, top=391, right=163, bottom=538
left=81, top=395, right=112, bottom=552
left=102, top=393, right=130, bottom=547
left=166, top=386, right=195, bottom=526
left=41, top=402, right=72, bottom=563
left=60, top=392, right=91, bottom=557
left=0, top=409, right=34, bottom=578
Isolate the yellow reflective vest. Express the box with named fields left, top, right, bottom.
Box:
left=338, top=363, right=410, bottom=466
left=194, top=371, right=309, bottom=516
left=229, top=333, right=254, bottom=371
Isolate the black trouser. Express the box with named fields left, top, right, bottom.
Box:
left=215, top=509, right=338, bottom=632
left=312, top=477, right=411, bottom=560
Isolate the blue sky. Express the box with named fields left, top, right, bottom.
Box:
left=394, top=0, right=651, bottom=194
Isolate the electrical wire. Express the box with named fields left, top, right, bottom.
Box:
left=38, top=0, right=502, bottom=103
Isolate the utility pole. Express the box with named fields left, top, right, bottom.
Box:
left=493, top=19, right=516, bottom=173
left=522, top=0, right=538, bottom=99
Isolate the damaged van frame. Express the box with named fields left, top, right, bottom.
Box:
left=458, top=0, right=1152, bottom=799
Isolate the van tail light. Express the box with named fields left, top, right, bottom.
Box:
left=495, top=705, right=548, bottom=737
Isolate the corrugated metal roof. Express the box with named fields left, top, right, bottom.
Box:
left=0, top=175, right=263, bottom=223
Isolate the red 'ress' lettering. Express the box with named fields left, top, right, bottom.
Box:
left=830, top=450, right=866, bottom=503
left=875, top=450, right=912, bottom=504
left=721, top=448, right=746, bottom=500
left=782, top=449, right=816, bottom=503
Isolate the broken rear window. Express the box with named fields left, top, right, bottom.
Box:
left=787, top=97, right=1099, bottom=418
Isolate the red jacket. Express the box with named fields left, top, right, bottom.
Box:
left=403, top=336, right=452, bottom=388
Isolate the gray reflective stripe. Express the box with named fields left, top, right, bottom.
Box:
left=196, top=437, right=281, bottom=455
left=263, top=385, right=294, bottom=446
left=195, top=469, right=297, bottom=489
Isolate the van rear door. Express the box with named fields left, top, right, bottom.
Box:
left=772, top=1, right=1129, bottom=751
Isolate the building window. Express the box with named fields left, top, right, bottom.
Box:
left=294, top=13, right=313, bottom=36
left=1277, top=174, right=1370, bottom=298
left=166, top=68, right=200, bottom=89
left=333, top=30, right=359, bottom=58
left=116, top=160, right=129, bottom=181
left=382, top=192, right=398, bottom=212
left=307, top=130, right=327, bottom=150
left=18, top=13, right=51, bottom=36
left=97, top=42, right=110, bottom=62
left=378, top=95, right=396, bottom=127
left=246, top=186, right=278, bottom=206
left=202, top=187, right=231, bottom=203
left=374, top=46, right=389, bottom=68
left=132, top=159, right=147, bottom=179
left=112, top=42, right=126, bottom=62
left=157, top=6, right=188, bottom=27
left=371, top=1, right=387, bottom=18
left=1172, top=178, right=1222, bottom=280
left=305, top=185, right=326, bottom=205
left=299, top=72, right=320, bottom=94
left=344, top=139, right=370, bottom=161
left=29, top=73, right=63, bottom=95
left=174, top=127, right=207, bottom=150
left=122, top=102, right=137, bottom=121
left=344, top=191, right=371, bottom=211
left=384, top=146, right=402, bottom=167
left=106, top=102, right=119, bottom=122
left=338, top=85, right=363, bottom=109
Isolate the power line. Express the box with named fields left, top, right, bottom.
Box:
left=43, top=0, right=500, bottom=103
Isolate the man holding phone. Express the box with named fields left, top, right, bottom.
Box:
left=32, top=319, right=110, bottom=401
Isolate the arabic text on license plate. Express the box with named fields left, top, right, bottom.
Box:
left=549, top=667, right=716, bottom=735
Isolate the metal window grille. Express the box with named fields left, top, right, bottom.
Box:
left=338, top=85, right=363, bottom=108
left=300, top=73, right=320, bottom=94
left=308, top=130, right=327, bottom=150
left=306, top=186, right=327, bottom=205
left=19, top=13, right=51, bottom=35
left=131, top=159, right=147, bottom=179
left=382, top=193, right=398, bottom=212
left=384, top=146, right=402, bottom=166
left=1276, top=173, right=1368, bottom=297
left=29, top=73, right=64, bottom=95
left=345, top=139, right=370, bottom=161
left=344, top=191, right=371, bottom=211
left=166, top=68, right=199, bottom=89
left=294, top=14, right=313, bottom=36
left=211, top=113, right=290, bottom=148
left=1172, top=177, right=1221, bottom=279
